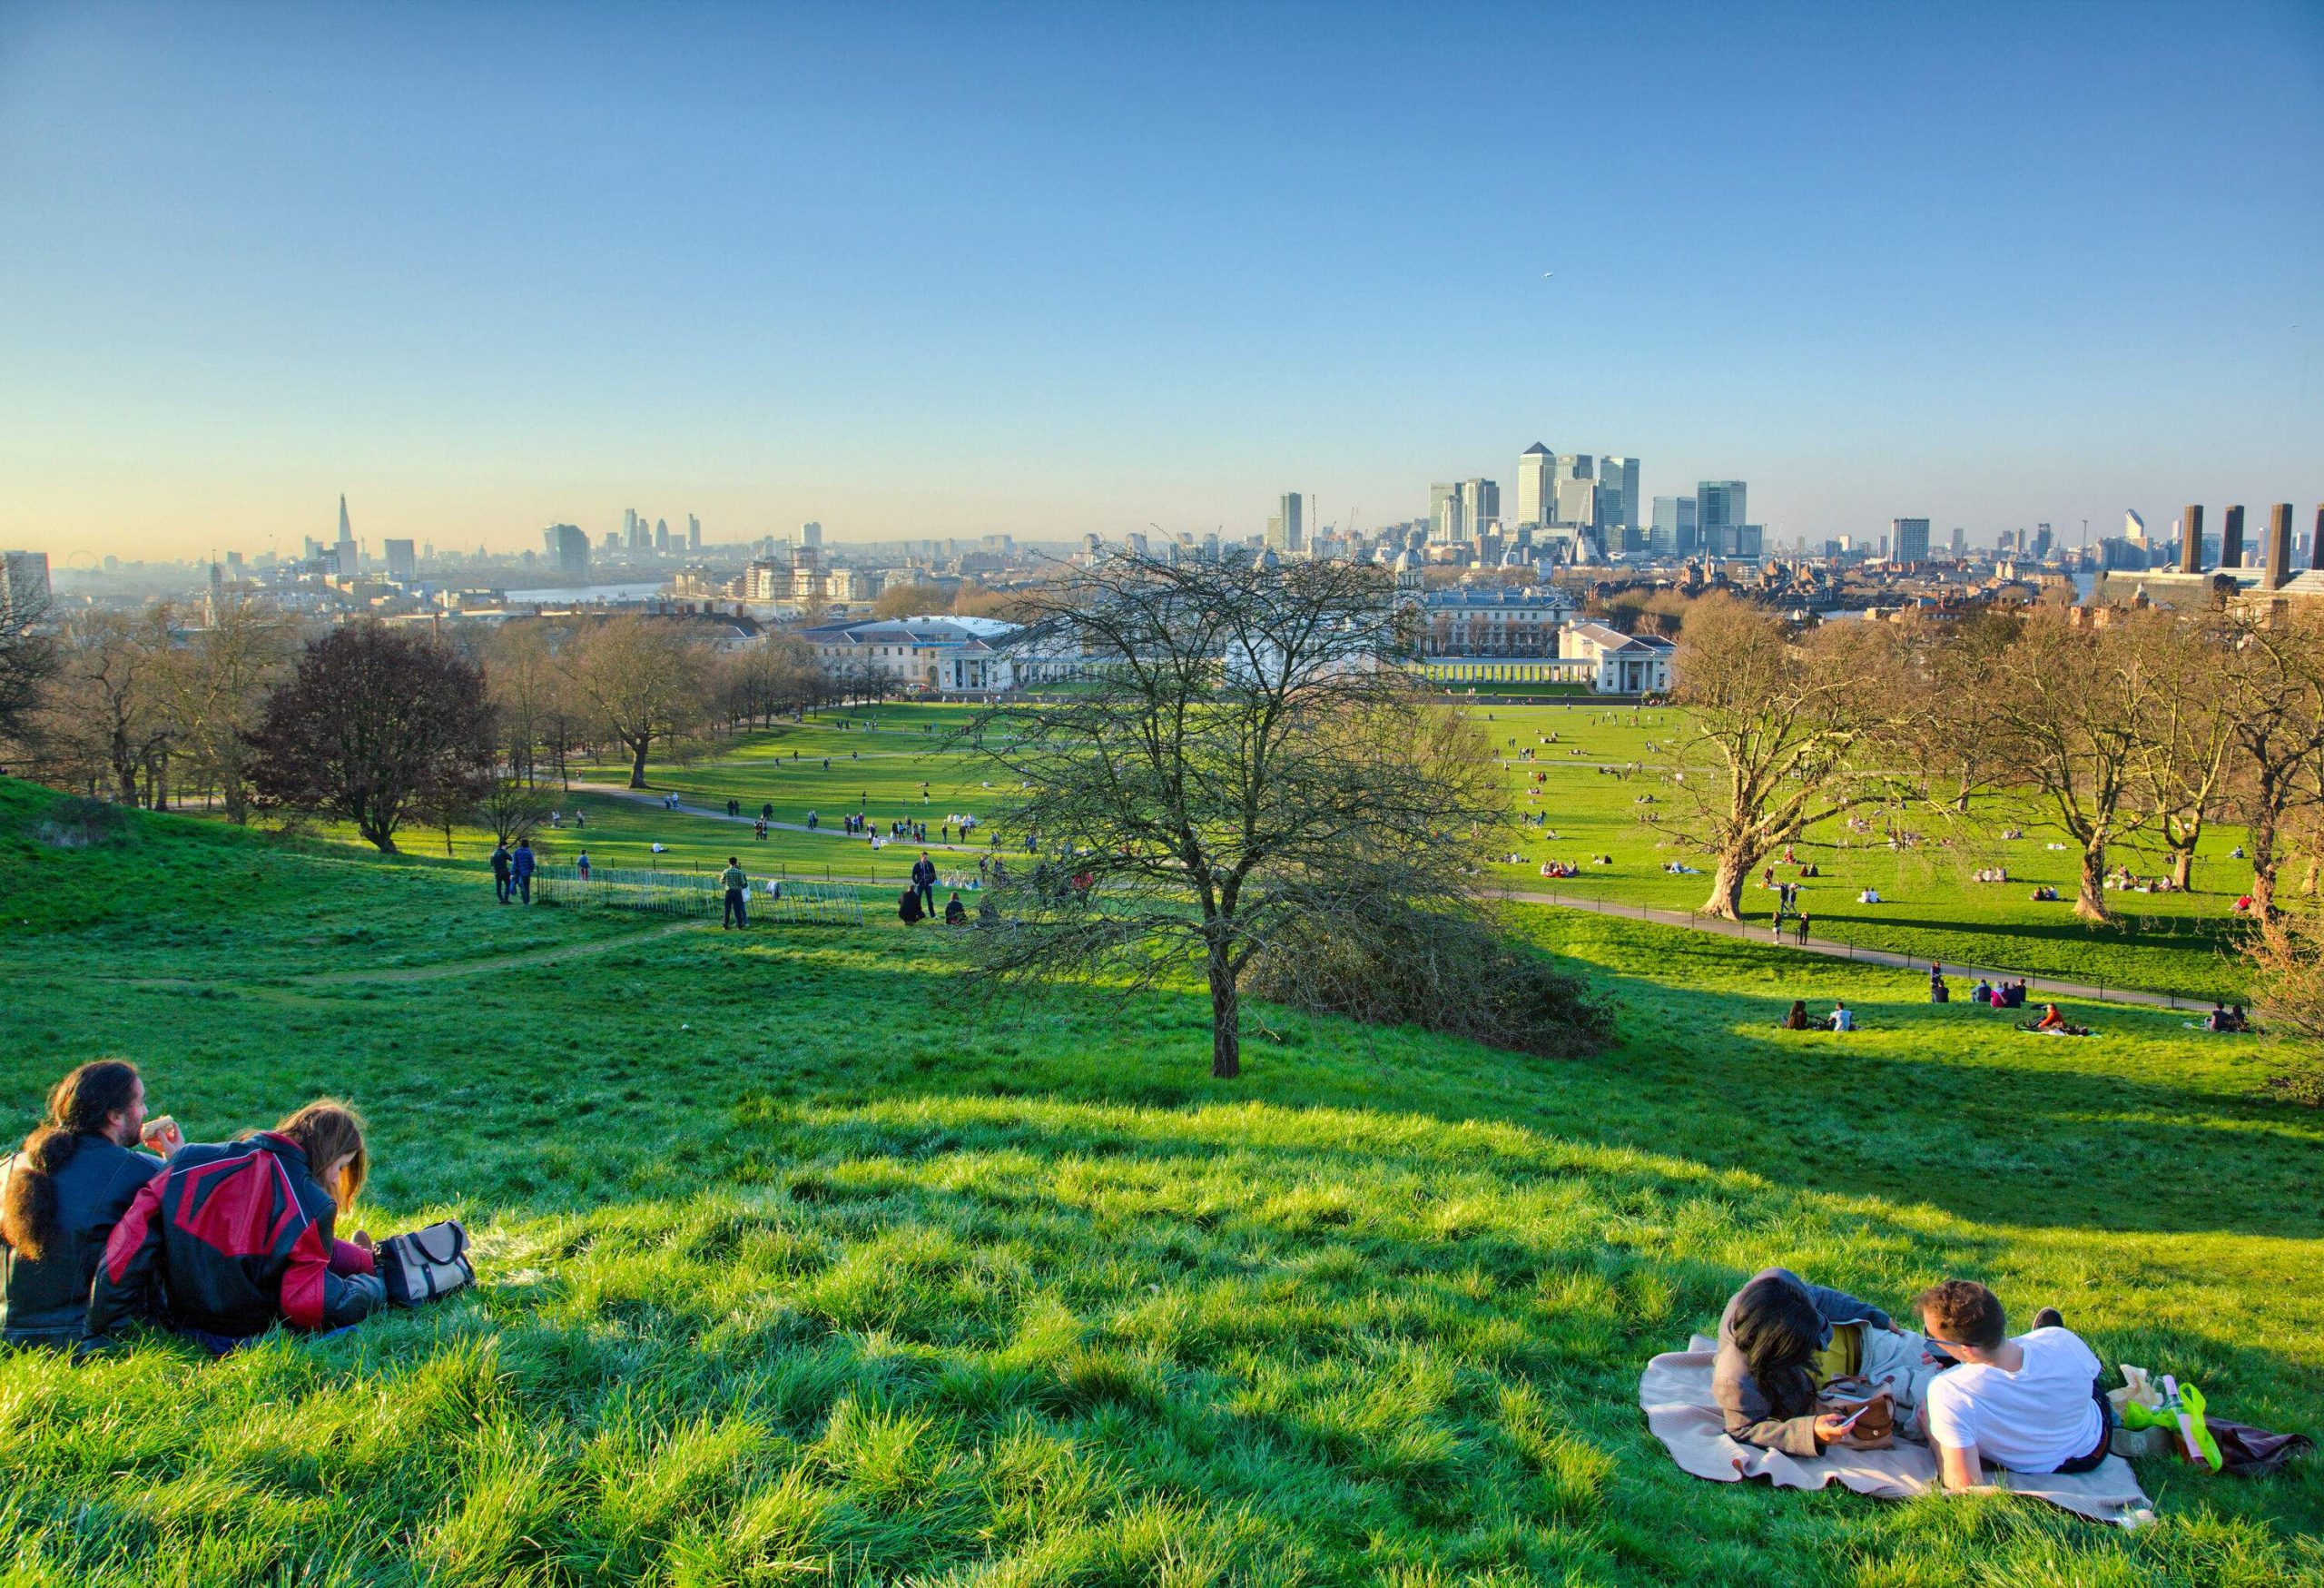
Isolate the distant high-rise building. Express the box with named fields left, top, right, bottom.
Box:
left=1698, top=482, right=1747, bottom=556
left=625, top=508, right=649, bottom=553
left=225, top=550, right=244, bottom=579
left=1515, top=444, right=1554, bottom=527
left=2123, top=509, right=2146, bottom=546
left=687, top=513, right=702, bottom=552
left=1951, top=526, right=1966, bottom=555
left=1, top=549, right=51, bottom=614
left=802, top=522, right=823, bottom=548
left=383, top=538, right=418, bottom=580
left=1650, top=496, right=1697, bottom=556
left=602, top=531, right=621, bottom=554
left=654, top=518, right=672, bottom=554
left=1268, top=492, right=1305, bottom=552
left=1892, top=518, right=1931, bottom=563
left=1429, top=483, right=1463, bottom=544
left=1459, top=479, right=1498, bottom=539
left=546, top=524, right=590, bottom=581
left=1553, top=453, right=1593, bottom=487
left=334, top=494, right=359, bottom=574
left=1553, top=478, right=1597, bottom=528
left=2033, top=523, right=2053, bottom=560
left=1599, top=457, right=1640, bottom=529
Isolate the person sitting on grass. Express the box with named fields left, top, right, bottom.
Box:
left=86, top=1100, right=387, bottom=1353
left=2, top=1061, right=185, bottom=1348
left=2024, top=1003, right=2089, bottom=1036
left=1779, top=1000, right=1811, bottom=1031
left=1713, top=1267, right=1937, bottom=1455
left=1827, top=1001, right=1854, bottom=1032
left=1915, top=1280, right=2110, bottom=1489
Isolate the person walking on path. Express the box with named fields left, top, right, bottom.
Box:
left=807, top=810, right=819, bottom=831
left=761, top=802, right=773, bottom=822
left=911, top=852, right=939, bottom=918
left=512, top=838, right=537, bottom=904
left=490, top=841, right=513, bottom=904
left=720, top=857, right=750, bottom=929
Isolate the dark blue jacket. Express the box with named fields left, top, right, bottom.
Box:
left=0, top=1136, right=162, bottom=1346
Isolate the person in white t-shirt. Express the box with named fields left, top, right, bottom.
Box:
left=1915, top=1279, right=2111, bottom=1489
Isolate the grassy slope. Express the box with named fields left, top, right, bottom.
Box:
left=2, top=777, right=2319, bottom=1586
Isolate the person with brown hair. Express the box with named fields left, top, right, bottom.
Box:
left=1915, top=1278, right=2107, bottom=1488
left=85, top=1098, right=386, bottom=1352
left=1, top=1060, right=183, bottom=1347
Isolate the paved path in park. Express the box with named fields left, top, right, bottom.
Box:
left=1493, top=888, right=2195, bottom=1012
left=569, top=783, right=2198, bottom=1014
left=567, top=780, right=999, bottom=853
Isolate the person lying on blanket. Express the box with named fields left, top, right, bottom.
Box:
left=1712, top=1267, right=1940, bottom=1455
left=1914, top=1279, right=2112, bottom=1489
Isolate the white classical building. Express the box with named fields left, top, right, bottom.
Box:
left=1558, top=620, right=1676, bottom=694
left=800, top=615, right=1097, bottom=694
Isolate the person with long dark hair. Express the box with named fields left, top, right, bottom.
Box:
left=86, top=1099, right=385, bottom=1351
left=1, top=1060, right=182, bottom=1347
left=1712, top=1267, right=1938, bottom=1455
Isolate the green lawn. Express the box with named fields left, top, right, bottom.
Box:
left=273, top=702, right=2270, bottom=999
left=3, top=776, right=2319, bottom=1585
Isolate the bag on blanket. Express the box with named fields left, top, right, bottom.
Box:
left=1817, top=1379, right=1896, bottom=1448
left=374, top=1219, right=474, bottom=1307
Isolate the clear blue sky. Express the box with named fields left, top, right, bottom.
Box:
left=3, top=0, right=2319, bottom=561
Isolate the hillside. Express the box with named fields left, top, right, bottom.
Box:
left=2, top=775, right=2319, bottom=1586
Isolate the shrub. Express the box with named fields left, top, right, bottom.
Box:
left=33, top=795, right=130, bottom=849
left=1245, top=902, right=1609, bottom=1060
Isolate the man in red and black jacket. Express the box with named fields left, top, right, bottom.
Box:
left=86, top=1129, right=385, bottom=1346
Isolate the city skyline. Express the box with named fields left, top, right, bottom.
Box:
left=3, top=1, right=2319, bottom=562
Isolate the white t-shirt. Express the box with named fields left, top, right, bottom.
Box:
left=1924, top=1327, right=2102, bottom=1474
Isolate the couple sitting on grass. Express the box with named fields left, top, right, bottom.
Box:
left=1717, top=1267, right=2112, bottom=1490
left=0, top=1060, right=386, bottom=1355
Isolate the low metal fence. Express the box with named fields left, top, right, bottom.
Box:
left=530, top=865, right=865, bottom=925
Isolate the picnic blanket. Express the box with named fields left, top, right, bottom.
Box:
left=1640, top=1336, right=2154, bottom=1529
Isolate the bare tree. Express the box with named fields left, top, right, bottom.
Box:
left=963, top=554, right=1509, bottom=1080
left=475, top=774, right=556, bottom=846
left=564, top=616, right=713, bottom=788
left=2218, top=610, right=2324, bottom=928
left=0, top=578, right=57, bottom=747
left=36, top=611, right=178, bottom=805
left=160, top=602, right=301, bottom=824
left=1974, top=614, right=2164, bottom=922
left=2132, top=613, right=2236, bottom=891
left=246, top=625, right=497, bottom=853
left=1652, top=595, right=1909, bottom=920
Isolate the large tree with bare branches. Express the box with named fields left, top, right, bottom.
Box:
left=2216, top=609, right=2324, bottom=928
left=564, top=616, right=714, bottom=788
left=962, top=554, right=1511, bottom=1080
left=1651, top=595, right=1910, bottom=921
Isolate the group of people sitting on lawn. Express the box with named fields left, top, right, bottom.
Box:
left=1, top=1061, right=386, bottom=1353
left=1717, top=1267, right=2114, bottom=1490
left=2203, top=1002, right=2251, bottom=1033
left=1779, top=999, right=1855, bottom=1031
left=1967, top=977, right=2030, bottom=1008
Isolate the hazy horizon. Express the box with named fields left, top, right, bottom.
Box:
left=5, top=1, right=2319, bottom=564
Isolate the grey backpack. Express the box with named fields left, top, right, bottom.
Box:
left=374, top=1220, right=474, bottom=1307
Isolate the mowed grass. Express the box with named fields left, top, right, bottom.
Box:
left=260, top=700, right=2265, bottom=997
left=3, top=776, right=2320, bottom=1585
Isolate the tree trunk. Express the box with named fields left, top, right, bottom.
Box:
left=1206, top=947, right=1241, bottom=1080
left=2250, top=804, right=2280, bottom=926
left=2075, top=842, right=2111, bottom=922
left=2170, top=838, right=2195, bottom=892
left=1702, top=851, right=1748, bottom=922
left=628, top=737, right=650, bottom=789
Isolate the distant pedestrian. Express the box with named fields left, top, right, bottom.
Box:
left=577, top=850, right=591, bottom=882
left=762, top=802, right=773, bottom=822
left=807, top=810, right=818, bottom=831
left=1796, top=912, right=1808, bottom=943
left=721, top=857, right=749, bottom=928
left=490, top=841, right=513, bottom=904
left=911, top=852, right=938, bottom=917
left=897, top=886, right=924, bottom=925
left=727, top=798, right=738, bottom=817
left=512, top=838, right=537, bottom=904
